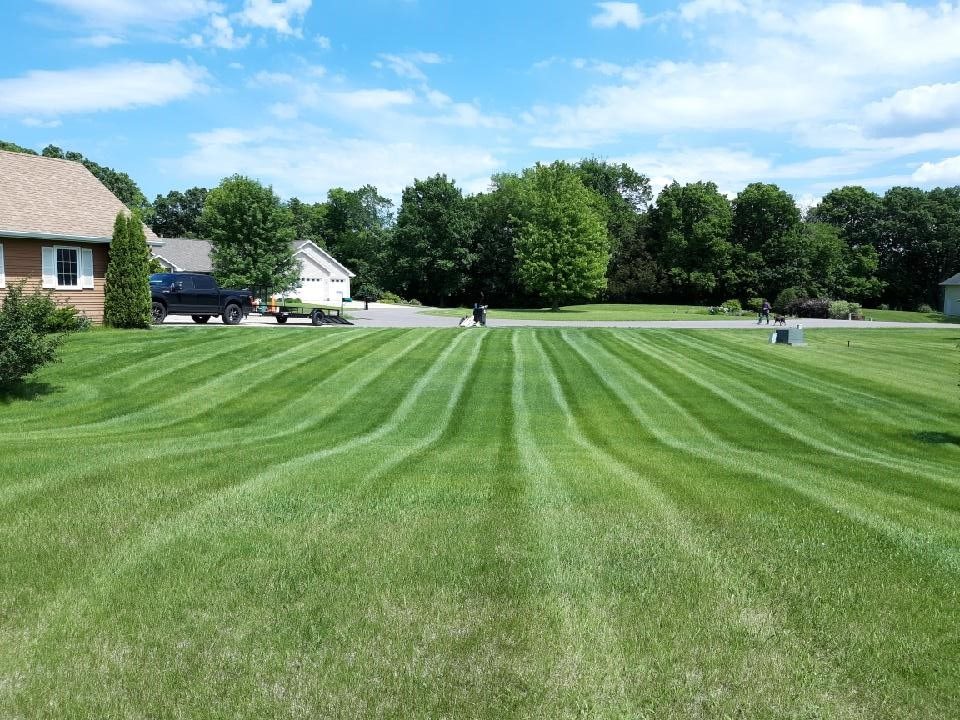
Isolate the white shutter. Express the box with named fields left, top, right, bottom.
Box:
left=41, top=246, right=56, bottom=288
left=80, top=248, right=94, bottom=289
left=0, top=244, right=5, bottom=288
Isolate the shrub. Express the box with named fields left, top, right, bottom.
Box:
left=379, top=291, right=405, bottom=304
left=879, top=303, right=890, bottom=311
left=828, top=300, right=862, bottom=319
left=720, top=299, right=742, bottom=315
left=774, top=288, right=801, bottom=314
left=0, top=283, right=65, bottom=387
left=46, top=305, right=92, bottom=333
left=786, top=297, right=831, bottom=318
left=917, top=303, right=933, bottom=313
left=746, top=297, right=764, bottom=312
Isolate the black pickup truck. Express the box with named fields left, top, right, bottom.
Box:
left=149, top=273, right=255, bottom=325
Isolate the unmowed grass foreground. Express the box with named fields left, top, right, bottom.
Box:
left=1, top=326, right=959, bottom=719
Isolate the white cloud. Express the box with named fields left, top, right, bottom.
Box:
left=679, top=0, right=745, bottom=22
left=269, top=102, right=299, bottom=120
left=0, top=61, right=208, bottom=117
left=591, top=2, right=643, bottom=29
left=374, top=52, right=443, bottom=81
left=615, top=147, right=772, bottom=196
left=912, top=155, right=960, bottom=184
left=39, top=0, right=223, bottom=27
left=238, top=0, right=311, bottom=36
left=314, top=34, right=331, bottom=49
left=248, top=71, right=296, bottom=87
left=864, top=82, right=960, bottom=137
left=22, top=117, right=63, bottom=128
left=175, top=123, right=501, bottom=201
left=208, top=14, right=250, bottom=48
left=77, top=33, right=126, bottom=47
left=322, top=89, right=416, bottom=111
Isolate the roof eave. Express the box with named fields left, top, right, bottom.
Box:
left=0, top=229, right=164, bottom=246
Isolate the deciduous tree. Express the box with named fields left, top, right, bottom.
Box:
left=201, top=175, right=299, bottom=299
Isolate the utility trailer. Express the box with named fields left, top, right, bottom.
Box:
left=261, top=304, right=353, bottom=326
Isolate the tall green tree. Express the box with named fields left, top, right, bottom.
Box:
left=286, top=197, right=327, bottom=247
left=574, top=158, right=653, bottom=300
left=149, top=187, right=208, bottom=238
left=514, top=161, right=610, bottom=310
left=201, top=175, right=299, bottom=299
left=321, top=185, right=393, bottom=296
left=648, top=181, right=733, bottom=301
left=104, top=212, right=152, bottom=328
left=387, top=174, right=477, bottom=305
left=469, top=173, right=525, bottom=304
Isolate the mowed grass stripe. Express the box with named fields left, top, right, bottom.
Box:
left=2, top=328, right=959, bottom=718
left=623, top=330, right=954, bottom=483
left=530, top=331, right=879, bottom=717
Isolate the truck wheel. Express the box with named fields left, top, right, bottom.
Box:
left=222, top=304, right=243, bottom=325
left=151, top=302, right=167, bottom=324
left=276, top=315, right=288, bottom=324
left=311, top=309, right=325, bottom=326
left=191, top=315, right=211, bottom=324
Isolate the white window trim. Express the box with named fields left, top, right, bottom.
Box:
left=0, top=243, right=5, bottom=289
left=53, top=245, right=81, bottom=290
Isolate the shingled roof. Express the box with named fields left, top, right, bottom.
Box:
left=940, top=273, right=960, bottom=286
left=0, top=149, right=158, bottom=244
left=153, top=237, right=213, bottom=272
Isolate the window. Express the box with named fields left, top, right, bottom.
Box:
left=194, top=275, right=214, bottom=290
left=43, top=246, right=94, bottom=290
left=0, top=243, right=5, bottom=288
left=56, top=247, right=79, bottom=288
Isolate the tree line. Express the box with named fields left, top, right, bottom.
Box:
left=5, top=139, right=958, bottom=309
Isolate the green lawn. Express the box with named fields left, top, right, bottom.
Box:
left=2, top=327, right=959, bottom=718
left=861, top=307, right=960, bottom=323
left=425, top=302, right=738, bottom=321
left=426, top=302, right=960, bottom=324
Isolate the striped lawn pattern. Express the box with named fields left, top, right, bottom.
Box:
left=1, top=327, right=958, bottom=719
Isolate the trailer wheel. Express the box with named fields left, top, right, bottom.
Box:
left=311, top=309, right=325, bottom=326
left=222, top=303, right=243, bottom=325
left=276, top=315, right=288, bottom=324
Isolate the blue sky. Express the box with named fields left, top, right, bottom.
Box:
left=2, top=1, right=960, bottom=209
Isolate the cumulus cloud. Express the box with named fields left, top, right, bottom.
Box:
left=679, top=0, right=745, bottom=22
left=591, top=2, right=643, bottom=29
left=864, top=82, right=960, bottom=137
left=175, top=123, right=501, bottom=201
left=912, top=155, right=960, bottom=184
left=238, top=0, right=311, bottom=36
left=0, top=61, right=208, bottom=117
left=77, top=34, right=126, bottom=47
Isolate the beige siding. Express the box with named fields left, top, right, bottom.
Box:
left=0, top=238, right=108, bottom=323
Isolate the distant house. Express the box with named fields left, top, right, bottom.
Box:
left=151, top=237, right=213, bottom=273
left=0, top=149, right=160, bottom=323
left=151, top=238, right=354, bottom=304
left=940, top=273, right=960, bottom=316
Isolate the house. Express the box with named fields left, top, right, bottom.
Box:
left=151, top=237, right=213, bottom=273
left=290, top=240, right=355, bottom=305
left=0, top=149, right=159, bottom=323
left=940, top=273, right=960, bottom=316
left=151, top=238, right=355, bottom=304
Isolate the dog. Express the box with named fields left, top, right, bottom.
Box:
left=773, top=314, right=786, bottom=326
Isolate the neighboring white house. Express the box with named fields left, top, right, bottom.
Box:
left=288, top=240, right=355, bottom=305
left=149, top=237, right=355, bottom=305
left=940, top=273, right=960, bottom=316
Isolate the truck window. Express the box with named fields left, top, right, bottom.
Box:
left=194, top=275, right=215, bottom=290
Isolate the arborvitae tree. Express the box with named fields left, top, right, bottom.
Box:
left=104, top=212, right=152, bottom=328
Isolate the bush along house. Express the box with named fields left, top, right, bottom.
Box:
left=0, top=149, right=160, bottom=323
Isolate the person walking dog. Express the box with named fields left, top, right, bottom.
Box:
left=759, top=300, right=772, bottom=324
